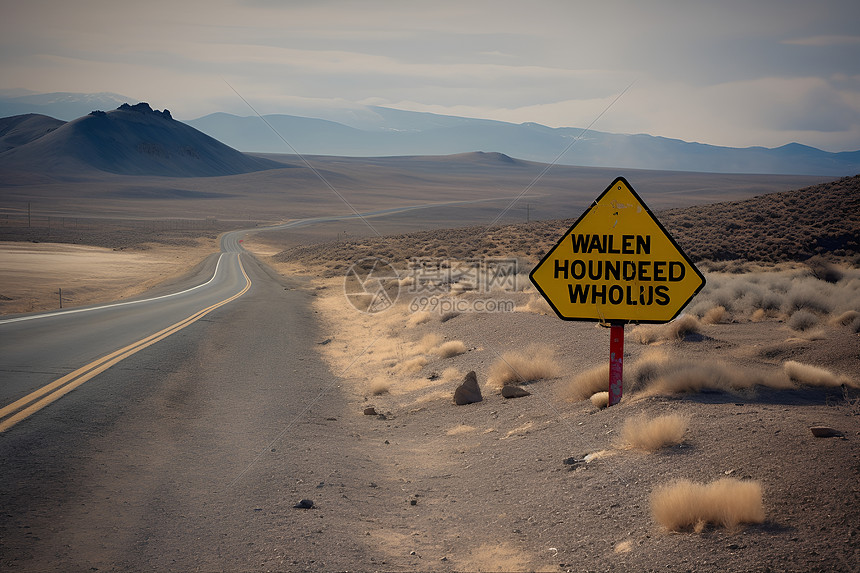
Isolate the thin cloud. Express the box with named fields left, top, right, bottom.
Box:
left=783, top=35, right=860, bottom=46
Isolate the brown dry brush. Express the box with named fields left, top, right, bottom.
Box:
left=651, top=478, right=765, bottom=532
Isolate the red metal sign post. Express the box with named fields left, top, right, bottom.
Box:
left=609, top=323, right=624, bottom=405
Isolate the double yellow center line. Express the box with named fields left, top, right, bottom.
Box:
left=0, top=255, right=251, bottom=433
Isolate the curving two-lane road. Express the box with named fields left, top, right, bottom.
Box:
left=0, top=197, right=513, bottom=431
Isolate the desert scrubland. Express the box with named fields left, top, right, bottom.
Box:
left=1, top=163, right=857, bottom=570
left=241, top=175, right=859, bottom=571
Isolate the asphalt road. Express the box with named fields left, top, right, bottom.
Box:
left=0, top=225, right=387, bottom=569
left=0, top=201, right=508, bottom=570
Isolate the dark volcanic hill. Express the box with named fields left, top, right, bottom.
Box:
left=0, top=103, right=282, bottom=177
left=0, top=114, right=65, bottom=153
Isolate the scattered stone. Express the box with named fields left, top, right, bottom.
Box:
left=454, top=371, right=482, bottom=405
left=810, top=426, right=844, bottom=438
left=410, top=499, right=417, bottom=506
left=563, top=457, right=585, bottom=469
left=502, top=385, right=531, bottom=399
left=293, top=499, right=315, bottom=509
left=317, top=338, right=332, bottom=345
left=363, top=407, right=378, bottom=416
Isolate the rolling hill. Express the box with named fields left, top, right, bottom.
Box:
left=187, top=107, right=860, bottom=177
left=0, top=103, right=283, bottom=178
left=0, top=114, right=65, bottom=153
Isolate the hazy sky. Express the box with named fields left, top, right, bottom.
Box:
left=2, top=0, right=860, bottom=151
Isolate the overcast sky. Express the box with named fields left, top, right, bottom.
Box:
left=2, top=0, right=859, bottom=151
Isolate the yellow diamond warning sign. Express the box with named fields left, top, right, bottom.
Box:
left=530, top=177, right=705, bottom=324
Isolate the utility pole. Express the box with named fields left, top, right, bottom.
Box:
left=58, top=288, right=63, bottom=309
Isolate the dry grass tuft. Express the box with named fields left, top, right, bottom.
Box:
left=651, top=478, right=765, bottom=532
left=631, top=315, right=702, bottom=344
left=702, top=305, right=726, bottom=324
left=624, top=350, right=669, bottom=393
left=418, top=333, right=443, bottom=353
left=564, top=364, right=609, bottom=401
left=436, top=340, right=467, bottom=358
left=783, top=360, right=854, bottom=388
left=407, top=311, right=432, bottom=327
left=621, top=413, right=690, bottom=451
left=396, top=356, right=428, bottom=375
left=830, top=309, right=859, bottom=327
left=487, top=344, right=559, bottom=389
left=368, top=377, right=391, bottom=396
left=590, top=391, right=609, bottom=409
left=517, top=294, right=553, bottom=315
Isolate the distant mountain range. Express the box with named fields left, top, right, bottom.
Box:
left=0, top=104, right=282, bottom=177
left=0, top=91, right=133, bottom=122
left=1, top=91, right=859, bottom=176
left=186, top=107, right=860, bottom=176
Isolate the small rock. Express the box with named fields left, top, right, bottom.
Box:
left=363, top=407, right=378, bottom=416
left=810, top=426, right=844, bottom=438
left=410, top=499, right=417, bottom=506
left=293, top=499, right=315, bottom=509
left=454, top=371, right=483, bottom=405
left=502, top=385, right=531, bottom=399
left=410, top=551, right=416, bottom=556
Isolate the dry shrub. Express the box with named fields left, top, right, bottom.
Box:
left=396, top=356, right=428, bottom=375
left=487, top=344, right=560, bottom=389
left=436, top=340, right=467, bottom=358
left=518, top=294, right=553, bottom=315
left=368, top=378, right=391, bottom=396
left=830, top=309, right=859, bottom=327
left=590, top=391, right=609, bottom=409
left=784, top=360, right=854, bottom=388
left=629, top=354, right=793, bottom=396
left=788, top=309, right=819, bottom=331
left=621, top=413, right=690, bottom=451
left=702, top=305, right=726, bottom=324
left=624, top=349, right=669, bottom=393
left=564, top=364, right=609, bottom=401
left=651, top=478, right=764, bottom=532
left=750, top=308, right=767, bottom=322
left=631, top=315, right=702, bottom=344
left=418, top=333, right=442, bottom=352
left=407, top=311, right=432, bottom=327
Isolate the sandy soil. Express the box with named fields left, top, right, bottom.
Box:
left=248, top=239, right=860, bottom=572
left=0, top=239, right=218, bottom=315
